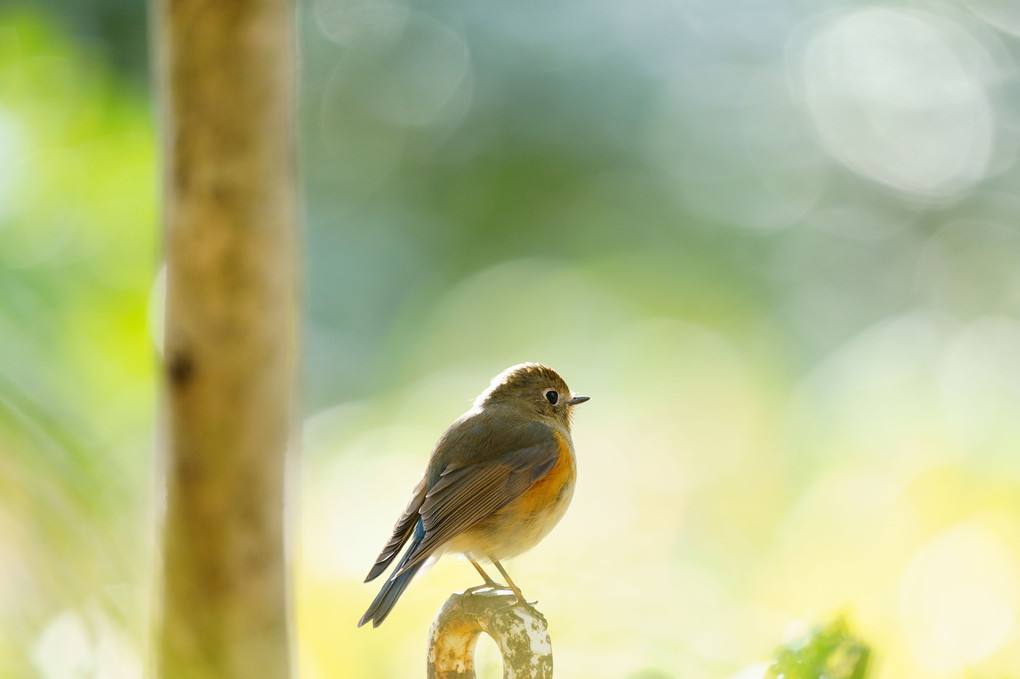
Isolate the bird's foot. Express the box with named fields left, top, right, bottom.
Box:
left=462, top=583, right=511, bottom=596
left=495, top=596, right=546, bottom=623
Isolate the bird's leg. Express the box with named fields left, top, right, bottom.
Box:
left=469, top=558, right=498, bottom=586
left=490, top=558, right=531, bottom=606
left=489, top=558, right=545, bottom=622
left=462, top=557, right=503, bottom=595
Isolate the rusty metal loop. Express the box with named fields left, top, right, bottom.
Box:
left=427, top=588, right=553, bottom=679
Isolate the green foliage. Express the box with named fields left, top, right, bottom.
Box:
left=0, top=10, right=154, bottom=672
left=9, top=4, right=1020, bottom=679
left=766, top=618, right=870, bottom=679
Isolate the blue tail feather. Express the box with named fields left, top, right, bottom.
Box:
left=359, top=520, right=425, bottom=627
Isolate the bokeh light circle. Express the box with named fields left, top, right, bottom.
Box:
left=795, top=8, right=997, bottom=200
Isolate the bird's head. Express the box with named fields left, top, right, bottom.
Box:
left=476, top=363, right=589, bottom=428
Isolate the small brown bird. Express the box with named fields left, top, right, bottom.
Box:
left=359, top=363, right=589, bottom=627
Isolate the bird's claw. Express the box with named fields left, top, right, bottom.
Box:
left=494, top=597, right=545, bottom=622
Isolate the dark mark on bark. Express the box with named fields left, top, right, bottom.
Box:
left=167, top=352, right=195, bottom=386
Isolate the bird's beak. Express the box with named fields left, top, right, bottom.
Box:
left=567, top=395, right=590, bottom=406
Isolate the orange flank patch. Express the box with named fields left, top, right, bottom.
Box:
left=511, top=431, right=575, bottom=521
left=446, top=430, right=577, bottom=559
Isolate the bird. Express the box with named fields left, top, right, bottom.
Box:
left=358, top=363, right=589, bottom=628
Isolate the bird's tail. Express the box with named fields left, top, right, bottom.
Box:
left=358, top=523, right=425, bottom=628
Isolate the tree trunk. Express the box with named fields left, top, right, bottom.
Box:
left=154, top=0, right=297, bottom=677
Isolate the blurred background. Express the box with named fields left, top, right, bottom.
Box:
left=2, top=0, right=1020, bottom=677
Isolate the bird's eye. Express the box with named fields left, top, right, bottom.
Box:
left=544, top=389, right=559, bottom=405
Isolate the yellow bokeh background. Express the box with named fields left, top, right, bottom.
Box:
left=4, top=3, right=1020, bottom=678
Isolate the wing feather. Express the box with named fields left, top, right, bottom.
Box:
left=396, top=436, right=559, bottom=573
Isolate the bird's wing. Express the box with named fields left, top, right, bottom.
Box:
left=364, top=474, right=427, bottom=582
left=396, top=423, right=561, bottom=573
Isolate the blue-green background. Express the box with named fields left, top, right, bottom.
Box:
left=3, top=1, right=1020, bottom=677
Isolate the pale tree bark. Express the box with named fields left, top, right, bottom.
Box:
left=154, top=0, right=297, bottom=677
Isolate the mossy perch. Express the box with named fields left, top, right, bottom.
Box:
left=427, top=588, right=553, bottom=679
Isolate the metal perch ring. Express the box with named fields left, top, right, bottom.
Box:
left=427, top=588, right=553, bottom=679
